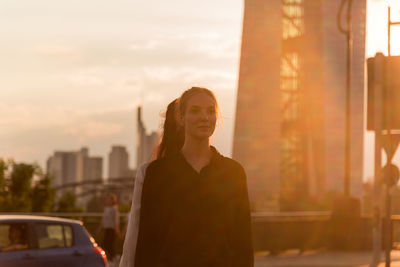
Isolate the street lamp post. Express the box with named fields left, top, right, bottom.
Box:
left=337, top=0, right=353, bottom=198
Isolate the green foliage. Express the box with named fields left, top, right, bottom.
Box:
left=119, top=202, right=131, bottom=213
left=86, top=195, right=103, bottom=212
left=32, top=173, right=56, bottom=212
left=8, top=163, right=35, bottom=211
left=0, top=158, right=58, bottom=212
left=0, top=159, right=9, bottom=209
left=56, top=190, right=83, bottom=213
left=0, top=159, right=6, bottom=188
left=0, top=158, right=87, bottom=213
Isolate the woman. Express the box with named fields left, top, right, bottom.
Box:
left=97, top=193, right=120, bottom=261
left=121, top=87, right=253, bottom=267
left=119, top=98, right=182, bottom=267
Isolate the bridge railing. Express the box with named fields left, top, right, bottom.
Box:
left=53, top=177, right=135, bottom=190
left=1, top=212, right=399, bottom=253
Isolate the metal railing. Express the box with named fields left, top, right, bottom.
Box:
left=3, top=212, right=400, bottom=252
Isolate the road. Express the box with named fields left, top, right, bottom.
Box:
left=254, top=250, right=400, bottom=267
left=110, top=250, right=400, bottom=267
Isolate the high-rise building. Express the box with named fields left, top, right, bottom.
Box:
left=47, top=147, right=103, bottom=198
left=76, top=148, right=103, bottom=204
left=84, top=157, right=103, bottom=181
left=47, top=151, right=79, bottom=187
left=233, top=0, right=366, bottom=212
left=136, top=106, right=159, bottom=168
left=108, top=145, right=134, bottom=179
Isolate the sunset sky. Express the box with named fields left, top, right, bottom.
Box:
left=0, top=0, right=399, bottom=181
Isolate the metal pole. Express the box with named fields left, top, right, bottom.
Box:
left=336, top=0, right=353, bottom=197
left=385, top=184, right=391, bottom=267
left=344, top=0, right=353, bottom=197
left=385, top=11, right=390, bottom=265
left=385, top=7, right=393, bottom=267
left=371, top=53, right=384, bottom=267
left=388, top=7, right=391, bottom=57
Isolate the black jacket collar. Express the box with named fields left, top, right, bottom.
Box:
left=172, top=146, right=223, bottom=174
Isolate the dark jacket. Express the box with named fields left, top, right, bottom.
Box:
left=134, top=147, right=254, bottom=267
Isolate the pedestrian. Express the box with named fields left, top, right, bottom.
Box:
left=120, top=87, right=253, bottom=267
left=97, top=193, right=120, bottom=261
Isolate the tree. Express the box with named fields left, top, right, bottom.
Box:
left=0, top=159, right=9, bottom=210
left=56, top=190, right=83, bottom=213
left=86, top=195, right=103, bottom=212
left=32, top=173, right=55, bottom=212
left=0, top=159, right=6, bottom=189
left=8, top=163, right=35, bottom=212
left=0, top=159, right=57, bottom=212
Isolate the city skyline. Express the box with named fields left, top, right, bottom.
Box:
left=1, top=0, right=400, bottom=182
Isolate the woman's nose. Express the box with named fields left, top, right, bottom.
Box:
left=200, top=111, right=209, bottom=120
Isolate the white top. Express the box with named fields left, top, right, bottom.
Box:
left=101, top=205, right=119, bottom=230
left=119, top=163, right=148, bottom=267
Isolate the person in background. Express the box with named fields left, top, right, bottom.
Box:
left=1, top=224, right=28, bottom=252
left=97, top=193, right=120, bottom=261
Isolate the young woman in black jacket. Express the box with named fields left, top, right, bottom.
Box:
left=133, top=87, right=254, bottom=267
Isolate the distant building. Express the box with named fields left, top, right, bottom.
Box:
left=136, top=106, right=159, bottom=168
left=47, top=151, right=79, bottom=188
left=84, top=157, right=103, bottom=182
left=47, top=147, right=103, bottom=202
left=233, top=0, right=366, bottom=212
left=108, top=145, right=134, bottom=179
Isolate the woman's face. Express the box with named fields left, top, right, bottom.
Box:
left=182, top=92, right=217, bottom=140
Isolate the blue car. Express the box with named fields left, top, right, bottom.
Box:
left=0, top=215, right=108, bottom=267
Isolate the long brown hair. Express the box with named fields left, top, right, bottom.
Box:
left=156, top=99, right=184, bottom=159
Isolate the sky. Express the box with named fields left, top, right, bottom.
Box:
left=0, top=0, right=399, bottom=180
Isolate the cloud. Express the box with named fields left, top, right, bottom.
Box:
left=0, top=101, right=132, bottom=137
left=126, top=33, right=240, bottom=68
left=35, top=44, right=79, bottom=56
left=129, top=40, right=163, bottom=51
left=0, top=103, right=54, bottom=130
left=127, top=33, right=240, bottom=60
left=0, top=107, right=138, bottom=169
left=0, top=105, right=135, bottom=140
left=68, top=70, right=107, bottom=87
left=62, top=121, right=123, bottom=138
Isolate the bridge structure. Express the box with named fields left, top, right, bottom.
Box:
left=53, top=176, right=135, bottom=200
